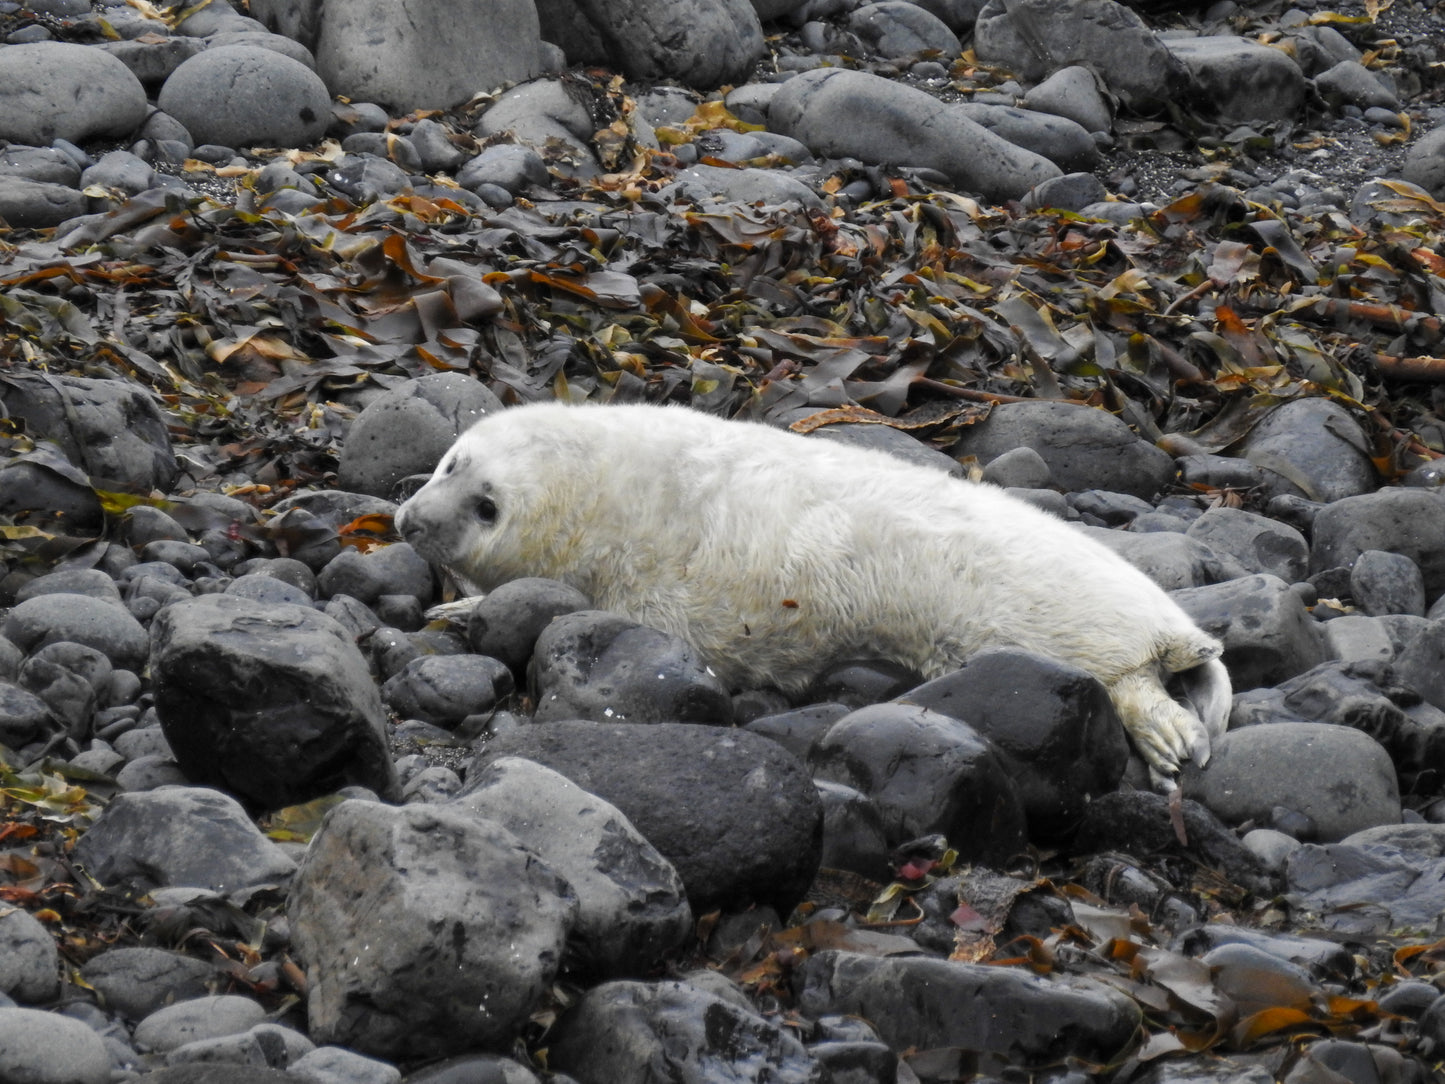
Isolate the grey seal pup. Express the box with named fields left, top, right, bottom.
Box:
left=396, top=401, right=1230, bottom=785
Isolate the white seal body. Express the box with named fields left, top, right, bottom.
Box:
left=396, top=401, right=1229, bottom=781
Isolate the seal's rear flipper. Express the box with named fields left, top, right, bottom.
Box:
left=1170, top=657, right=1231, bottom=765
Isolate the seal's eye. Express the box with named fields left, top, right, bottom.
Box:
left=476, top=497, right=498, bottom=525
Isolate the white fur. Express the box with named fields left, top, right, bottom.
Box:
left=395, top=402, right=1230, bottom=784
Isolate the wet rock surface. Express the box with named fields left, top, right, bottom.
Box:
left=3, top=0, right=1445, bottom=1078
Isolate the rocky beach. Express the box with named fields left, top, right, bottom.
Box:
left=3, top=0, right=1445, bottom=1080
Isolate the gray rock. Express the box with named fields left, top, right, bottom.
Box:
left=1022, top=65, right=1113, bottom=134
left=846, top=1, right=962, bottom=57
left=0, top=42, right=148, bottom=145
left=662, top=164, right=824, bottom=209
left=814, top=780, right=891, bottom=881
left=72, top=786, right=297, bottom=892
left=1184, top=506, right=1309, bottom=583
left=1236, top=399, right=1377, bottom=503
left=956, top=102, right=1099, bottom=170
left=315, top=543, right=433, bottom=608
left=289, top=1046, right=401, bottom=1084
left=530, top=610, right=733, bottom=725
left=80, top=947, right=218, bottom=1021
left=456, top=143, right=550, bottom=195
left=206, top=29, right=318, bottom=68
left=2, top=594, right=148, bottom=671
left=323, top=155, right=411, bottom=202
left=0, top=145, right=81, bottom=185
left=1242, top=828, right=1304, bottom=874
left=288, top=800, right=576, bottom=1060
left=1315, top=59, right=1399, bottom=111
left=797, top=950, right=1141, bottom=1067
left=978, top=446, right=1050, bottom=488
left=535, top=0, right=764, bottom=87
left=226, top=575, right=313, bottom=608
left=1321, top=616, right=1396, bottom=664
left=475, top=80, right=601, bottom=178
left=466, top=577, right=591, bottom=675
left=898, top=649, right=1129, bottom=841
left=0, top=908, right=58, bottom=1004
left=80, top=148, right=154, bottom=196
left=468, top=721, right=824, bottom=915
left=0, top=1008, right=111, bottom=1084
left=94, top=35, right=208, bottom=86
left=455, top=758, right=693, bottom=978
left=158, top=46, right=331, bottom=149
left=1396, top=620, right=1445, bottom=712
left=1403, top=128, right=1445, bottom=199
left=1172, top=573, right=1329, bottom=690
left=809, top=702, right=1027, bottom=863
left=380, top=655, right=512, bottom=728
left=974, top=0, right=1188, bottom=114
left=768, top=68, right=1061, bottom=203
left=0, top=371, right=177, bottom=494
left=1183, top=722, right=1400, bottom=842
left=134, top=995, right=268, bottom=1053
left=952, top=400, right=1174, bottom=499
left=316, top=0, right=543, bottom=110
left=1350, top=549, right=1427, bottom=617
left=549, top=980, right=825, bottom=1083
left=1286, top=837, right=1445, bottom=934
left=338, top=374, right=503, bottom=499
left=164, top=1023, right=312, bottom=1068
left=149, top=595, right=399, bottom=809
left=1021, top=171, right=1108, bottom=212
left=1165, top=36, right=1306, bottom=123
left=405, top=118, right=467, bottom=172
left=1311, top=489, right=1445, bottom=603
left=0, top=178, right=89, bottom=228
left=0, top=682, right=58, bottom=748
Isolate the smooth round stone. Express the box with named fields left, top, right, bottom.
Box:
left=158, top=45, right=331, bottom=149
left=0, top=42, right=148, bottom=145
left=0, top=1008, right=111, bottom=1084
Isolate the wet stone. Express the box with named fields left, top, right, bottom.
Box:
left=80, top=946, right=218, bottom=1021
left=0, top=1008, right=111, bottom=1084
left=549, top=980, right=825, bottom=1084
left=380, top=654, right=513, bottom=729
left=796, top=950, right=1142, bottom=1069
left=1184, top=506, right=1309, bottom=584
left=288, top=800, right=576, bottom=1060
left=1351, top=549, right=1427, bottom=617
left=808, top=702, right=1028, bottom=865
left=469, top=720, right=823, bottom=915
left=530, top=610, right=734, bottom=725
left=1185, top=722, right=1401, bottom=842
left=134, top=995, right=268, bottom=1053
left=72, top=785, right=297, bottom=893
left=0, top=907, right=59, bottom=1004
left=1172, top=573, right=1329, bottom=690
left=149, top=594, right=398, bottom=808
left=897, top=649, right=1129, bottom=841
left=465, top=577, right=591, bottom=675
left=454, top=757, right=693, bottom=978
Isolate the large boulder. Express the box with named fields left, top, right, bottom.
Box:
left=288, top=801, right=576, bottom=1060
left=315, top=0, right=546, bottom=110
left=0, top=373, right=177, bottom=494
left=768, top=68, right=1061, bottom=203
left=158, top=46, right=332, bottom=149
left=0, top=42, right=148, bottom=145
left=467, top=721, right=823, bottom=915
left=337, top=373, right=502, bottom=498
left=973, top=0, right=1189, bottom=114
left=534, top=0, right=765, bottom=88
left=149, top=595, right=399, bottom=808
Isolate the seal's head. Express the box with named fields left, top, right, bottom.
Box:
left=394, top=406, right=591, bottom=593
